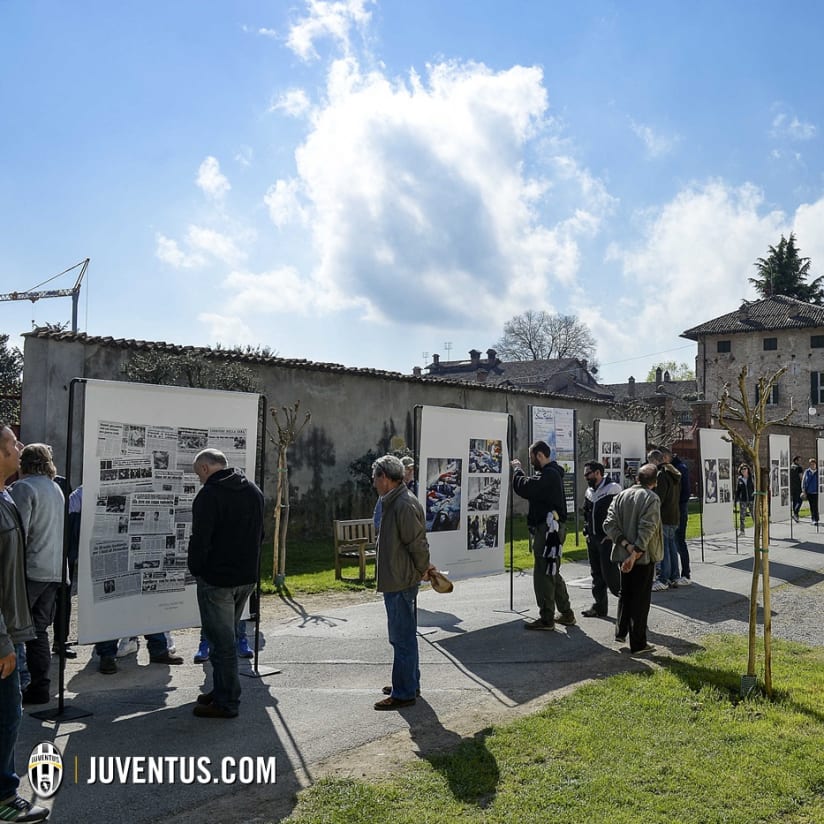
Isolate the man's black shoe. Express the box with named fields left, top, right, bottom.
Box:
left=98, top=656, right=117, bottom=674
left=523, top=619, right=555, bottom=630
left=193, top=702, right=237, bottom=718
left=21, top=687, right=50, bottom=705
left=149, top=652, right=184, bottom=665
left=581, top=607, right=606, bottom=618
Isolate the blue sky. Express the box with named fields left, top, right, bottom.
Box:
left=2, top=1, right=823, bottom=384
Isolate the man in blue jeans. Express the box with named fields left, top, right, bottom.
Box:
left=0, top=422, right=49, bottom=822
left=371, top=455, right=434, bottom=710
left=647, top=449, right=682, bottom=591
left=188, top=449, right=264, bottom=719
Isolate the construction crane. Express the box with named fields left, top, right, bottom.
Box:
left=0, top=258, right=89, bottom=333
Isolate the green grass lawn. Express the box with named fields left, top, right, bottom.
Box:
left=283, top=635, right=824, bottom=824
left=269, top=503, right=713, bottom=595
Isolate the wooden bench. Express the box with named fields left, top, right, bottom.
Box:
left=333, top=518, right=377, bottom=581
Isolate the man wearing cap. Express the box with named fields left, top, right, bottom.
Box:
left=371, top=455, right=434, bottom=710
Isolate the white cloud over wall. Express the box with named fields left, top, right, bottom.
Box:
left=196, top=156, right=231, bottom=198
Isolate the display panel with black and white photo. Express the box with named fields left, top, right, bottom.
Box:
left=594, top=419, right=646, bottom=488
left=530, top=406, right=576, bottom=515
left=77, top=380, right=260, bottom=644
left=418, top=406, right=508, bottom=577
left=768, top=433, right=791, bottom=523
left=698, top=428, right=733, bottom=535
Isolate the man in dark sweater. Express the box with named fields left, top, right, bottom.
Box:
left=511, top=440, right=575, bottom=630
left=188, top=448, right=264, bottom=718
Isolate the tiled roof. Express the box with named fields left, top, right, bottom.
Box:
left=23, top=329, right=614, bottom=403
left=603, top=379, right=699, bottom=409
left=681, top=295, right=824, bottom=340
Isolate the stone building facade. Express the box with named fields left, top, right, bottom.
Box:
left=682, top=295, right=824, bottom=429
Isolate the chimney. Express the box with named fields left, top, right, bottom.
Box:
left=469, top=349, right=481, bottom=366
left=664, top=370, right=671, bottom=382
left=628, top=376, right=636, bottom=398
left=432, top=353, right=440, bottom=364
left=655, top=367, right=663, bottom=384
left=486, top=348, right=497, bottom=365
left=412, top=366, right=422, bottom=378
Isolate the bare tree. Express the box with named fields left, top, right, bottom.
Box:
left=495, top=311, right=597, bottom=364
left=718, top=364, right=790, bottom=697
left=270, top=401, right=311, bottom=586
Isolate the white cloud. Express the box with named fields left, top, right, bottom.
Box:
left=197, top=312, right=253, bottom=345
left=186, top=226, right=247, bottom=266
left=155, top=233, right=204, bottom=269
left=257, top=28, right=278, bottom=39
left=264, top=179, right=308, bottom=227
left=629, top=118, right=680, bottom=158
left=234, top=146, right=253, bottom=167
left=771, top=112, right=817, bottom=141
left=262, top=57, right=613, bottom=325
left=196, top=156, right=231, bottom=199
left=286, top=0, right=373, bottom=61
left=270, top=88, right=311, bottom=117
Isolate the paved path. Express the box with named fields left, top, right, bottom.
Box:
left=18, top=522, right=824, bottom=823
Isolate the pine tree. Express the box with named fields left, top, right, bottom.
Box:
left=749, top=233, right=823, bottom=304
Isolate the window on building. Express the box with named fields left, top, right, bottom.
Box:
left=812, top=372, right=824, bottom=405
left=812, top=335, right=824, bottom=349
left=717, top=340, right=731, bottom=353
left=763, top=337, right=778, bottom=351
left=755, top=384, right=779, bottom=406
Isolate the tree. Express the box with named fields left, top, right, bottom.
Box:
left=0, top=334, right=23, bottom=424
left=749, top=233, right=823, bottom=304
left=645, top=361, right=695, bottom=382
left=495, top=311, right=596, bottom=364
left=718, top=364, right=791, bottom=698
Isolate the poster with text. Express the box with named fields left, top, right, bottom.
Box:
left=77, top=380, right=260, bottom=644
left=594, top=419, right=646, bottom=488
left=530, top=406, right=576, bottom=516
left=419, top=406, right=509, bottom=578
left=698, top=428, right=733, bottom=535
left=768, top=433, right=791, bottom=523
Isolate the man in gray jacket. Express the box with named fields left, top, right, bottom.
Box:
left=603, top=463, right=663, bottom=655
left=372, top=455, right=434, bottom=710
left=0, top=423, right=49, bottom=822
left=10, top=443, right=64, bottom=705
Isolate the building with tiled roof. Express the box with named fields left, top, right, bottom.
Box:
left=415, top=348, right=613, bottom=401
left=681, top=295, right=824, bottom=427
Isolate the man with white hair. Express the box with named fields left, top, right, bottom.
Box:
left=371, top=454, right=434, bottom=710
left=188, top=448, right=264, bottom=719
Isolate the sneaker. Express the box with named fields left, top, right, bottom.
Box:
left=165, top=632, right=176, bottom=655
left=524, top=618, right=555, bottom=631
left=98, top=656, right=117, bottom=675
left=582, top=607, right=607, bottom=618
left=236, top=637, right=254, bottom=659
left=554, top=611, right=577, bottom=626
left=0, top=794, right=50, bottom=822
left=615, top=634, right=627, bottom=643
left=631, top=645, right=655, bottom=656
left=193, top=640, right=211, bottom=663
left=116, top=637, right=139, bottom=658
left=651, top=581, right=668, bottom=592
left=675, top=576, right=692, bottom=586
left=668, top=580, right=679, bottom=589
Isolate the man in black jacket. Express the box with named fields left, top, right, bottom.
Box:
left=581, top=461, right=622, bottom=618
left=188, top=448, right=264, bottom=719
left=511, top=440, right=575, bottom=630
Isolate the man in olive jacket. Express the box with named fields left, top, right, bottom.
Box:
left=604, top=463, right=664, bottom=654
left=372, top=455, right=434, bottom=710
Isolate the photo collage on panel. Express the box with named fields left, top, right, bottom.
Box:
left=425, top=456, right=462, bottom=533
left=717, top=457, right=732, bottom=503
left=466, top=438, right=502, bottom=550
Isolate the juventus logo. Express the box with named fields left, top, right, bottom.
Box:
left=27, top=741, right=64, bottom=798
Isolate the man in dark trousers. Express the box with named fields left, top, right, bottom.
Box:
left=603, top=463, right=663, bottom=654
left=667, top=448, right=692, bottom=583
left=512, top=440, right=575, bottom=630
left=188, top=448, right=264, bottom=719
left=790, top=455, right=803, bottom=522
left=0, top=422, right=49, bottom=822
left=581, top=461, right=621, bottom=618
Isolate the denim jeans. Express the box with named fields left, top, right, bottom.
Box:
left=197, top=580, right=255, bottom=713
left=383, top=586, right=420, bottom=701
left=656, top=524, right=680, bottom=584
left=0, top=664, right=21, bottom=800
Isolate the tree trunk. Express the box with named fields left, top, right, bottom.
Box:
left=272, top=449, right=285, bottom=582
left=278, top=463, right=290, bottom=579
left=760, top=470, right=773, bottom=696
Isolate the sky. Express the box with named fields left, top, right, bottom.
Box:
left=2, top=0, right=824, bottom=385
